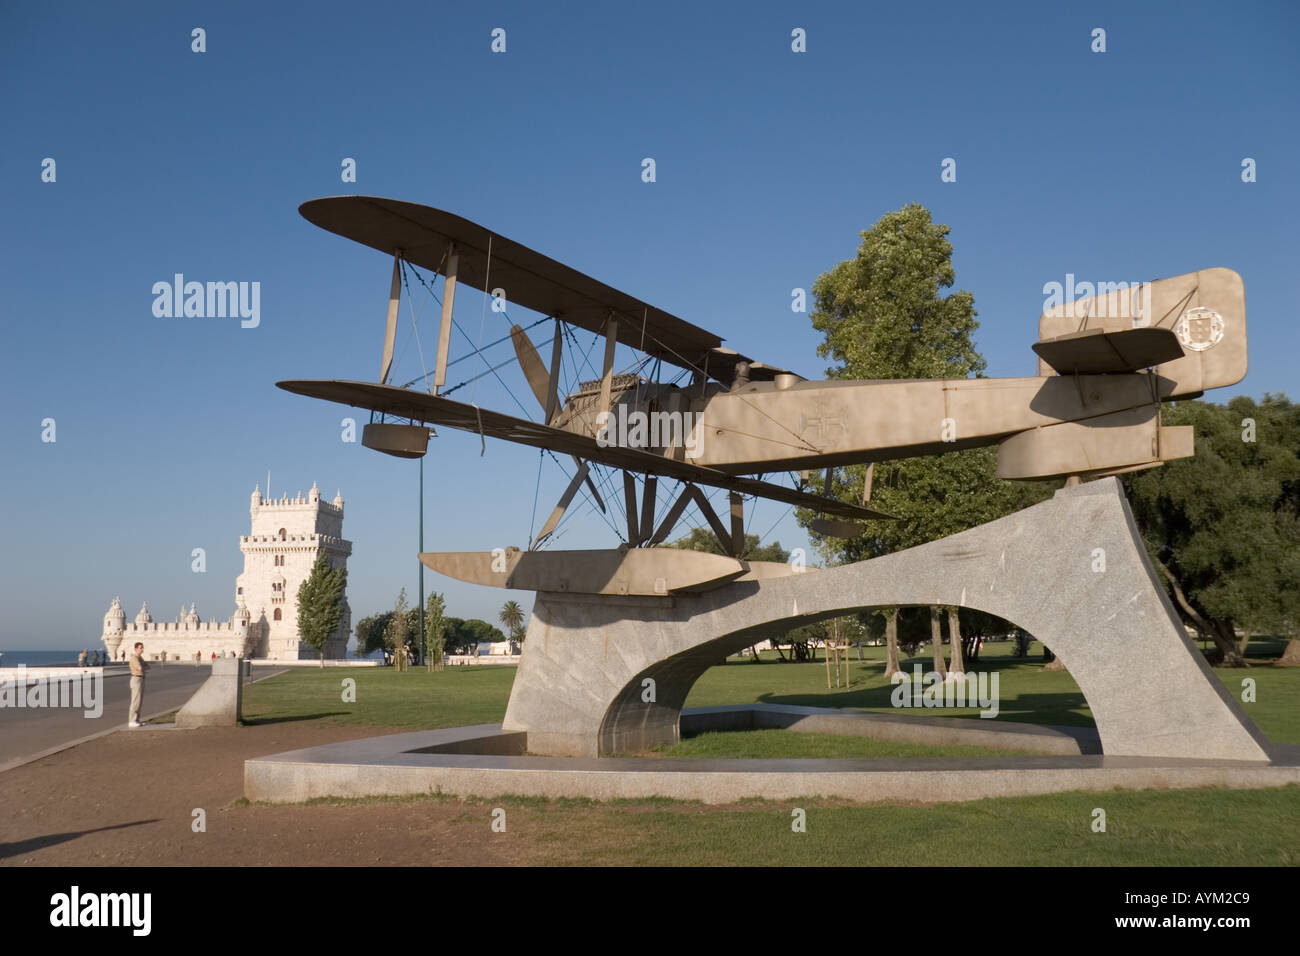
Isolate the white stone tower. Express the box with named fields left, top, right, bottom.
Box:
left=236, top=482, right=352, bottom=660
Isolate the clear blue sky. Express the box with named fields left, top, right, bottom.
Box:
left=2, top=1, right=1296, bottom=650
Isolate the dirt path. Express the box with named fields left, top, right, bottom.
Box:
left=0, top=721, right=535, bottom=866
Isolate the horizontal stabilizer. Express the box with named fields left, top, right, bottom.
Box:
left=1037, top=267, right=1246, bottom=396
left=1033, top=327, right=1183, bottom=375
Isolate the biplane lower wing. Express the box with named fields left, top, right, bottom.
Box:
left=277, top=379, right=891, bottom=521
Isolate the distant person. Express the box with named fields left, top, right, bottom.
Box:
left=78, top=649, right=87, bottom=667
left=211, top=651, right=216, bottom=662
left=128, top=642, right=149, bottom=728
left=194, top=650, right=202, bottom=667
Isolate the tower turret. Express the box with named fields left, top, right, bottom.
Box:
left=102, top=597, right=127, bottom=657
left=104, top=597, right=125, bottom=634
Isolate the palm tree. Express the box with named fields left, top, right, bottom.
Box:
left=499, top=600, right=525, bottom=645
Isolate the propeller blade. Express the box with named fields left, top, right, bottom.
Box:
left=510, top=324, right=556, bottom=413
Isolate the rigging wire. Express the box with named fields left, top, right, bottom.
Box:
left=385, top=265, right=793, bottom=552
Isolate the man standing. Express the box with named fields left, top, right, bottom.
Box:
left=128, top=642, right=149, bottom=728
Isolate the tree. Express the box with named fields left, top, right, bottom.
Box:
left=353, top=612, right=392, bottom=658
left=799, top=203, right=1051, bottom=671
left=443, top=618, right=507, bottom=656
left=424, top=592, right=448, bottom=671
left=663, top=526, right=790, bottom=563
left=296, top=552, right=347, bottom=667
left=385, top=589, right=410, bottom=671
left=499, top=600, right=525, bottom=645
left=1124, top=394, right=1300, bottom=666
left=664, top=528, right=790, bottom=660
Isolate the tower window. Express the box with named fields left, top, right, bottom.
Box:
left=279, top=528, right=287, bottom=541
left=273, top=608, right=282, bottom=621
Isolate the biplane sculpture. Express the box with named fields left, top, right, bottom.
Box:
left=279, top=196, right=1247, bottom=598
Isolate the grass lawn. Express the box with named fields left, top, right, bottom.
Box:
left=242, top=664, right=517, bottom=729
left=236, top=646, right=1300, bottom=865
left=642, top=729, right=1034, bottom=759
left=242, top=638, right=1299, bottom=748
left=428, top=785, right=1300, bottom=866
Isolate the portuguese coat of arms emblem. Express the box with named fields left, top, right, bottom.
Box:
left=1174, top=306, right=1225, bottom=352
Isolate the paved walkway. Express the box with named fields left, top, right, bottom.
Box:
left=0, top=665, right=285, bottom=772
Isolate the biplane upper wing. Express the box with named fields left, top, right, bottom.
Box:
left=277, top=378, right=890, bottom=521
left=300, top=196, right=793, bottom=384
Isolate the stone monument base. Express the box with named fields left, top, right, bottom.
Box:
left=176, top=658, right=245, bottom=728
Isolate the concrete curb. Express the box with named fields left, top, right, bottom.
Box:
left=243, top=714, right=1298, bottom=806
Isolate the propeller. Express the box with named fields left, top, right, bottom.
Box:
left=510, top=323, right=606, bottom=513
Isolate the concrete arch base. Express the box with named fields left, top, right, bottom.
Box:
left=502, top=479, right=1272, bottom=763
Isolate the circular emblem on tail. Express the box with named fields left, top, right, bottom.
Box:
left=1175, top=307, right=1225, bottom=352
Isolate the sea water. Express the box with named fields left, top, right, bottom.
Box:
left=0, top=650, right=107, bottom=667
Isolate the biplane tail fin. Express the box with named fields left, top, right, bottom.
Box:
left=1036, top=267, right=1246, bottom=398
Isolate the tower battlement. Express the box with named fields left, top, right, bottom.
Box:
left=102, top=482, right=351, bottom=661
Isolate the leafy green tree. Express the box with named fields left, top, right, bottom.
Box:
left=353, top=611, right=392, bottom=658
left=424, top=592, right=448, bottom=671
left=442, top=618, right=508, bottom=655
left=799, top=204, right=1051, bottom=668
left=385, top=589, right=410, bottom=671
left=1124, top=394, right=1300, bottom=666
left=664, top=526, right=789, bottom=562
left=296, top=553, right=347, bottom=667
left=499, top=600, right=526, bottom=644
left=664, top=528, right=790, bottom=660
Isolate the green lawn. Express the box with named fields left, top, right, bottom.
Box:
left=242, top=665, right=516, bottom=729
left=239, top=652, right=1300, bottom=865
left=241, top=640, right=1299, bottom=755
left=473, top=785, right=1300, bottom=866
left=645, top=728, right=1033, bottom=759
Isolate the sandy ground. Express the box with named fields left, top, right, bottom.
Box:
left=0, top=720, right=535, bottom=866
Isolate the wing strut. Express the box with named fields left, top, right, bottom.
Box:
left=599, top=316, right=618, bottom=418
left=545, top=317, right=563, bottom=424
left=690, top=486, right=740, bottom=557
left=379, top=251, right=401, bottom=385
left=622, top=471, right=639, bottom=543
left=530, top=460, right=590, bottom=550
left=729, top=492, right=745, bottom=556
left=432, top=244, right=458, bottom=392
left=648, top=484, right=694, bottom=545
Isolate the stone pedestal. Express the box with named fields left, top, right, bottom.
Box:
left=502, top=479, right=1271, bottom=762
left=176, top=658, right=245, bottom=728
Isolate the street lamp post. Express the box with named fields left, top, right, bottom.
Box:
left=417, top=454, right=424, bottom=667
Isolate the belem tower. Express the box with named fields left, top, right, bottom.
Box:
left=101, top=483, right=352, bottom=661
